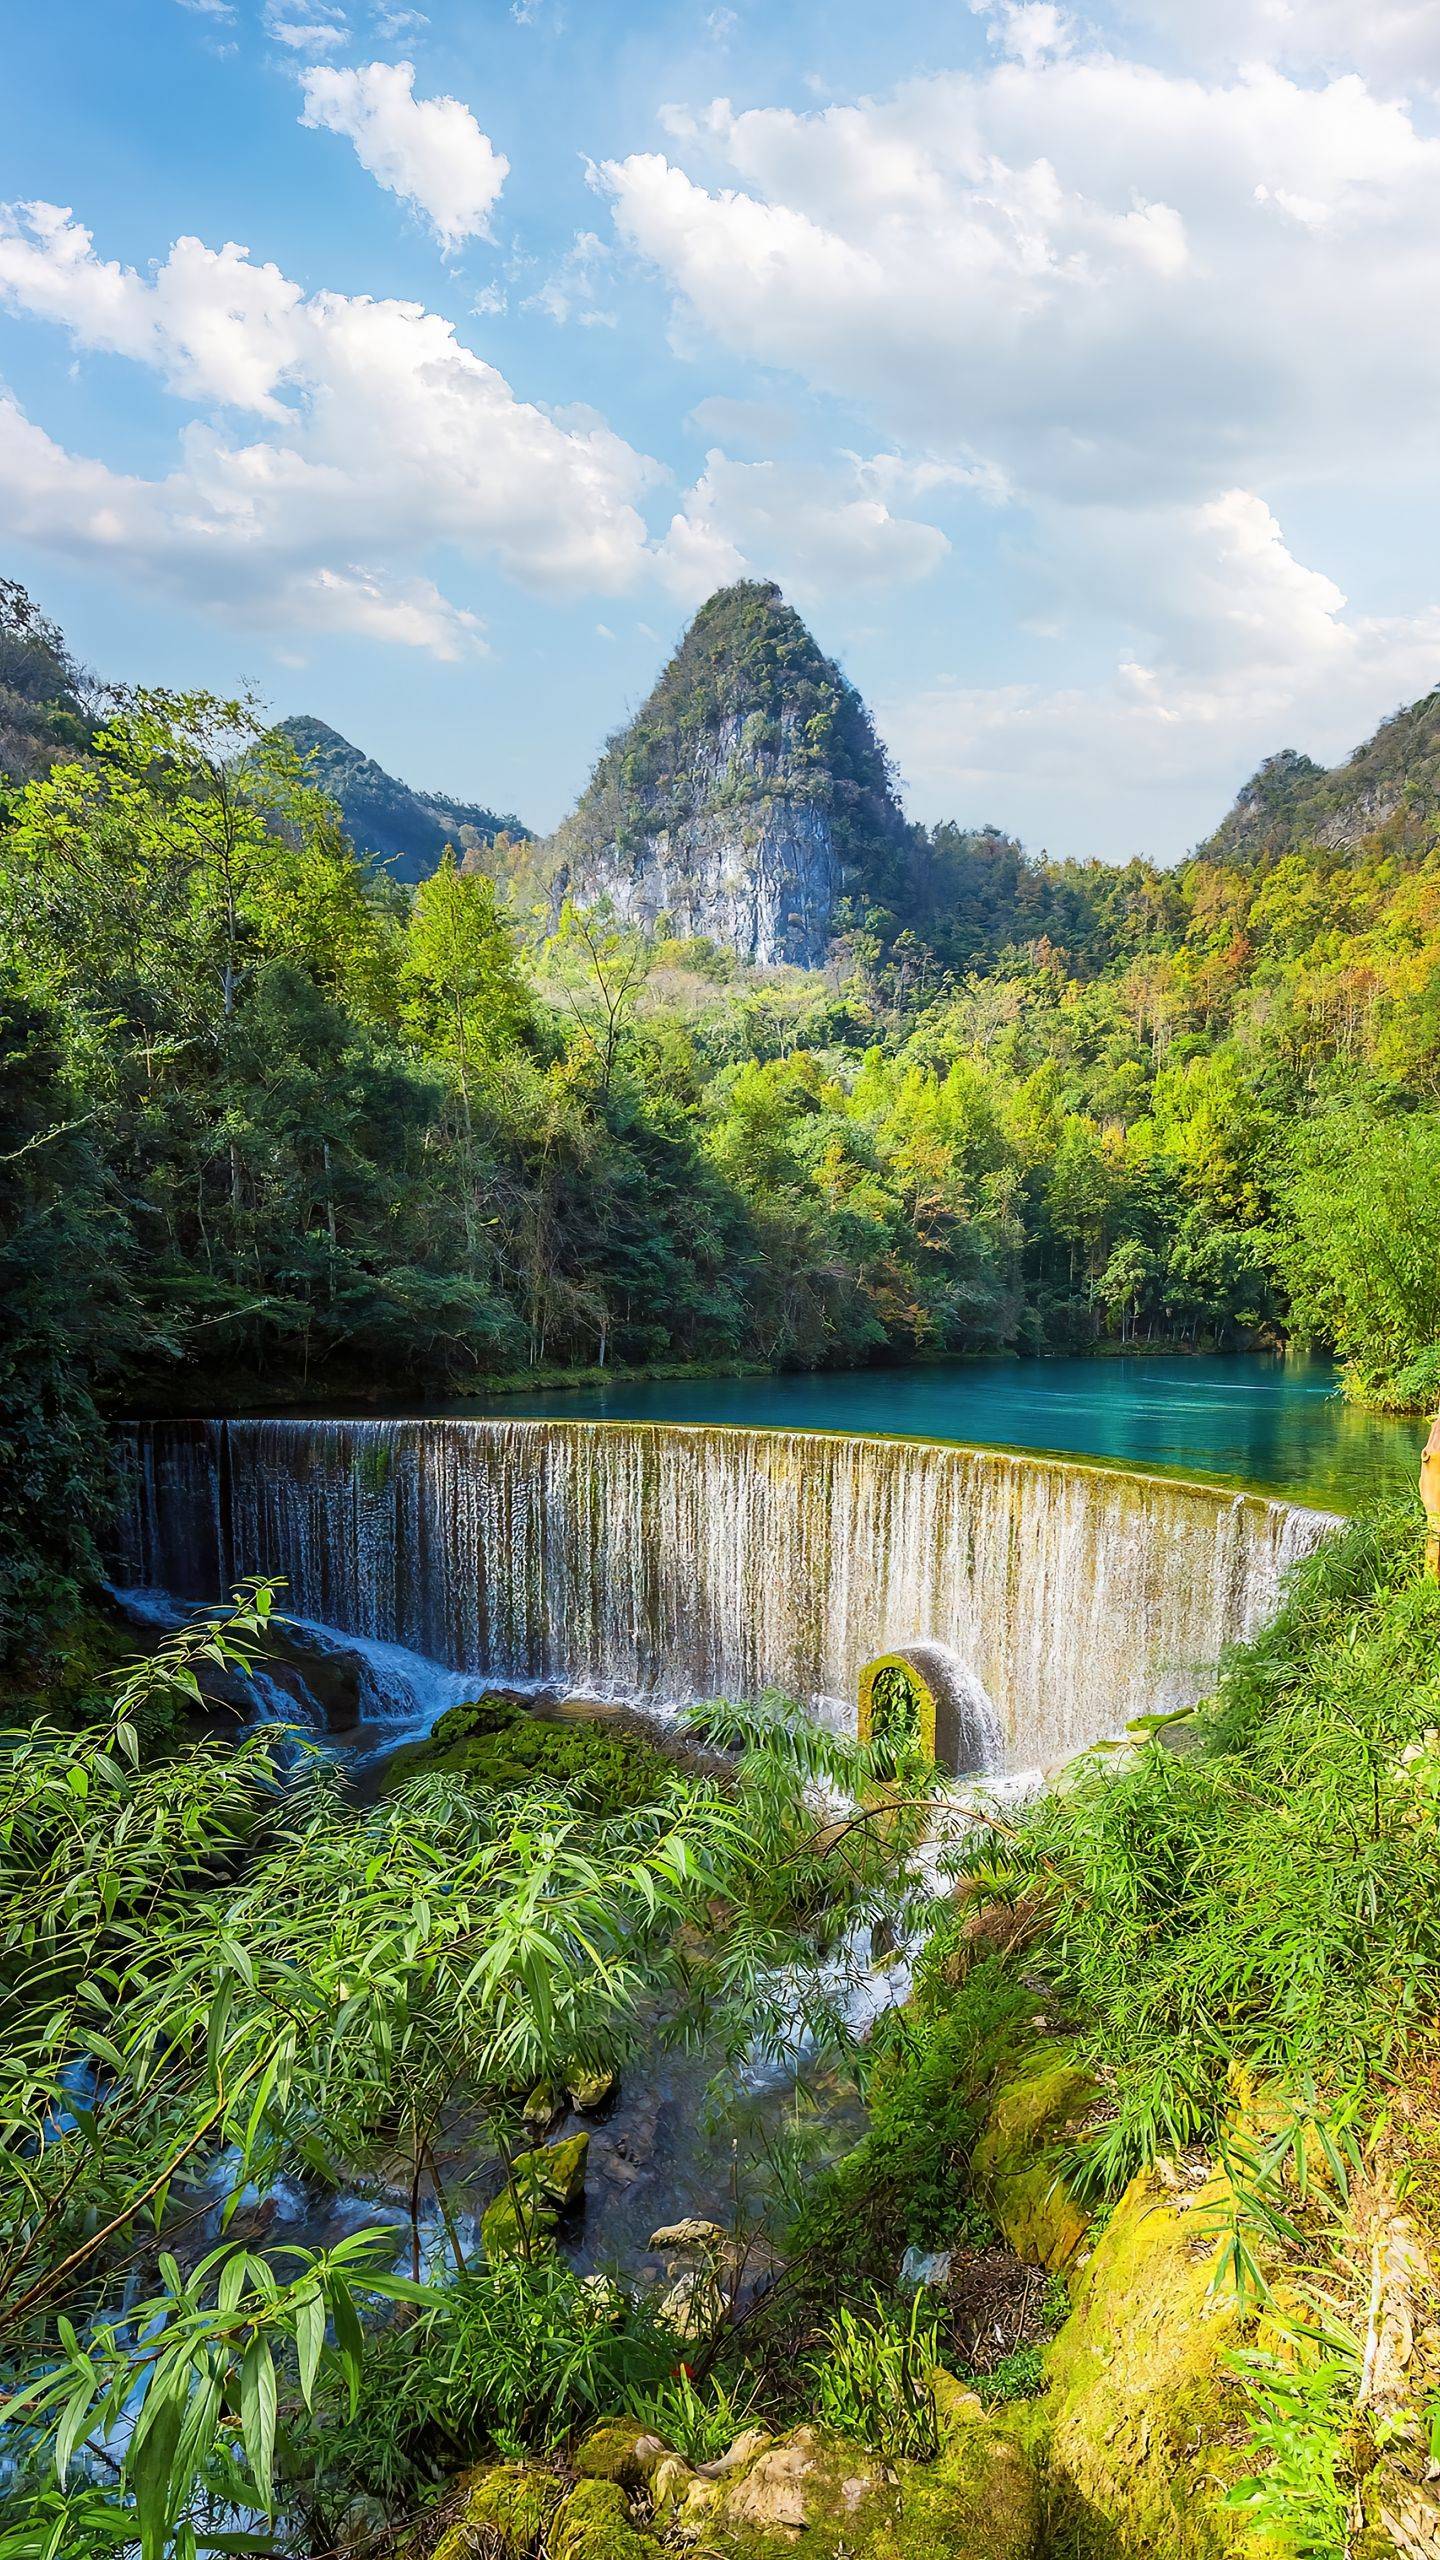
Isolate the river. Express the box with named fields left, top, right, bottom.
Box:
left=430, top=1351, right=1420, bottom=1515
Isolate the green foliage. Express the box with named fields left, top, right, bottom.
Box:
left=306, top=2257, right=680, bottom=2519
left=0, top=1593, right=957, bottom=2552
left=623, top=2368, right=761, bottom=2464
left=790, top=1958, right=1031, bottom=2283
left=0, top=988, right=127, bottom=1662
left=952, top=1510, right=1440, bottom=2198
left=1225, top=2331, right=1361, bottom=2560
left=975, top=2343, right=1049, bottom=2404
left=274, top=711, right=528, bottom=885
left=1280, top=1110, right=1440, bottom=1402
left=807, top=2289, right=942, bottom=2462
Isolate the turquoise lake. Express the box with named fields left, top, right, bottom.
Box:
left=442, top=1354, right=1423, bottom=1514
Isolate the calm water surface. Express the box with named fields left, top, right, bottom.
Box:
left=438, top=1354, right=1422, bottom=1514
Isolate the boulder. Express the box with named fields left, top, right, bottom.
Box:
left=672, top=2418, right=1041, bottom=2559
left=550, top=2479, right=653, bottom=2560
left=648, top=2216, right=726, bottom=2251
left=480, top=2184, right=558, bottom=2263
left=574, top=2419, right=668, bottom=2489
left=658, top=2264, right=724, bottom=2341
left=971, top=2044, right=1098, bottom=2272
left=430, top=2463, right=556, bottom=2560
left=523, top=2082, right=560, bottom=2134
left=1042, top=2157, right=1260, bottom=2558
left=531, top=2129, right=590, bottom=2207
left=650, top=2454, right=696, bottom=2518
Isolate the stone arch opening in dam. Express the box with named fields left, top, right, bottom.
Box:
left=113, top=1417, right=1339, bottom=1772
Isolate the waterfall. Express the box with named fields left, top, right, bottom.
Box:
left=112, top=1418, right=1339, bottom=1770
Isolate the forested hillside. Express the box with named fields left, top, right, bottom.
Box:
left=543, top=581, right=912, bottom=964
left=2, top=572, right=1439, bottom=1662
left=274, top=715, right=530, bottom=885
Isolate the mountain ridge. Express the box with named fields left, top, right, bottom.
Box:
left=1197, top=688, right=1440, bottom=868
left=540, top=580, right=914, bottom=966
left=273, top=714, right=531, bottom=886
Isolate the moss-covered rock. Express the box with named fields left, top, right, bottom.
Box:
left=1043, top=2160, right=1258, bottom=2558
left=481, top=2133, right=590, bottom=2259
left=382, top=1699, right=674, bottom=1811
left=573, top=2419, right=668, bottom=2489
left=898, top=2407, right=1043, bottom=2560
left=683, top=2419, right=1041, bottom=2560
left=430, top=2461, right=558, bottom=2559
left=568, top=2067, right=617, bottom=2113
left=530, top=2129, right=589, bottom=2206
left=971, top=2045, right=1098, bottom=2272
left=479, top=2185, right=559, bottom=2261
left=550, top=2478, right=654, bottom=2560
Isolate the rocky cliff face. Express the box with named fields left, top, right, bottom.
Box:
left=544, top=582, right=911, bottom=966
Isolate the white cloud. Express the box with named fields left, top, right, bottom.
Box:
left=971, top=1, right=1074, bottom=70
left=299, top=60, right=508, bottom=249
left=880, top=492, right=1440, bottom=850
left=604, top=63, right=1440, bottom=504
left=0, top=201, right=661, bottom=653
left=0, top=205, right=306, bottom=414
left=659, top=448, right=949, bottom=606
left=602, top=41, right=1440, bottom=850
left=0, top=395, right=481, bottom=657
left=264, top=1, right=349, bottom=52
left=1119, top=1, right=1440, bottom=95
left=373, top=4, right=427, bottom=31
left=524, top=230, right=615, bottom=326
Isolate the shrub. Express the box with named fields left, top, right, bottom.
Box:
left=807, top=2291, right=941, bottom=2462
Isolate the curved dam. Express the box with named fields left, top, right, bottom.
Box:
left=113, top=1417, right=1339, bottom=1769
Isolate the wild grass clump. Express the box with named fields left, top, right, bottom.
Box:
left=303, top=2258, right=682, bottom=2524
left=953, top=1505, right=1440, bottom=2197
left=807, top=2290, right=942, bottom=2461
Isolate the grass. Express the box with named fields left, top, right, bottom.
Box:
left=948, top=1505, right=1440, bottom=2199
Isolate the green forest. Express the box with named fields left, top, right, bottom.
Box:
left=4, top=573, right=1440, bottom=1661
left=7, top=572, right=1440, bottom=2560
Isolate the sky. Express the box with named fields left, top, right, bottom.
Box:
left=3, top=0, right=1440, bottom=860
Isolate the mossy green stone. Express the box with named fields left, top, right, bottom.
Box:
left=480, top=2186, right=559, bottom=2262
left=529, top=2128, right=589, bottom=2205
left=430, top=2462, right=558, bottom=2559
left=1043, top=2160, right=1260, bottom=2558
left=971, top=2045, right=1099, bottom=2271
left=550, top=2479, right=655, bottom=2560
left=574, top=2418, right=667, bottom=2488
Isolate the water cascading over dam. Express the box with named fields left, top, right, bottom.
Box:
left=113, top=1418, right=1339, bottom=1769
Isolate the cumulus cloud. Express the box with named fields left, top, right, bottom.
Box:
left=881, top=493, right=1440, bottom=850
left=0, top=200, right=660, bottom=652
left=659, top=448, right=949, bottom=606
left=605, top=64, right=1440, bottom=504
left=299, top=60, right=509, bottom=248
left=1119, top=1, right=1440, bottom=94
left=602, top=39, right=1440, bottom=849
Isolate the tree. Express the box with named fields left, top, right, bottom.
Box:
left=401, top=853, right=533, bottom=1104
left=1280, top=1110, right=1440, bottom=1403
left=546, top=899, right=652, bottom=1101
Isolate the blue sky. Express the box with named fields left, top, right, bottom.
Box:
left=4, top=0, right=1440, bottom=857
